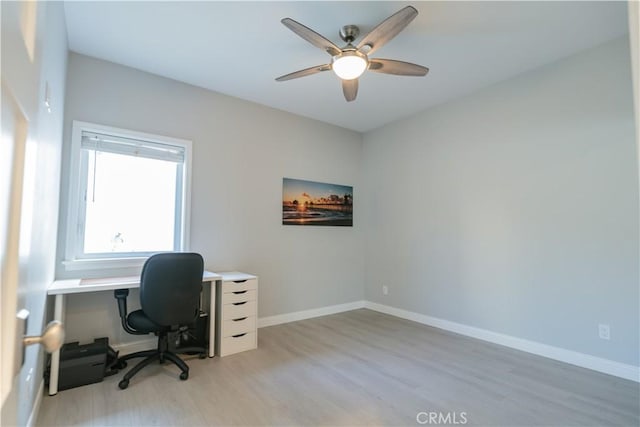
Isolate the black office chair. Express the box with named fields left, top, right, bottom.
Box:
left=113, top=252, right=205, bottom=389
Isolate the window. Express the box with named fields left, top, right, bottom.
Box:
left=64, top=121, right=192, bottom=270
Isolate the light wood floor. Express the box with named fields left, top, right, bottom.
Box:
left=37, top=309, right=639, bottom=426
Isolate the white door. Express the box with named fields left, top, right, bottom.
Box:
left=0, top=85, right=30, bottom=424
left=1, top=2, right=62, bottom=424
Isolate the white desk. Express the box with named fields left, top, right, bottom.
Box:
left=47, top=270, right=222, bottom=395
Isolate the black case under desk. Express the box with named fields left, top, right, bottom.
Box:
left=58, top=338, right=108, bottom=391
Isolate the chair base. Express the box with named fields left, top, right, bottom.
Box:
left=116, top=333, right=203, bottom=389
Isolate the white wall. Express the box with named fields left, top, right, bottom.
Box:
left=57, top=53, right=364, bottom=344
left=362, top=37, right=639, bottom=367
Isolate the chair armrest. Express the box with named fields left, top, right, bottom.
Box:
left=114, top=289, right=129, bottom=317
left=113, top=289, right=147, bottom=335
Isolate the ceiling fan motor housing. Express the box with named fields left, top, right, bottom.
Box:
left=339, top=25, right=360, bottom=44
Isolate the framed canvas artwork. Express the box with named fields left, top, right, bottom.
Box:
left=282, top=178, right=353, bottom=226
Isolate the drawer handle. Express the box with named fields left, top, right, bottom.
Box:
left=233, top=291, right=247, bottom=295
left=232, top=317, right=247, bottom=322
left=232, top=333, right=247, bottom=338
left=232, top=301, right=247, bottom=306
left=233, top=280, right=247, bottom=284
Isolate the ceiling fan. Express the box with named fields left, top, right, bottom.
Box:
left=275, top=6, right=429, bottom=102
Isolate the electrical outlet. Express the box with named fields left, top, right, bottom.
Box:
left=382, top=285, right=389, bottom=295
left=598, top=324, right=610, bottom=340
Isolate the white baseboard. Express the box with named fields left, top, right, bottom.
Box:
left=26, top=379, right=44, bottom=427
left=364, top=301, right=640, bottom=383
left=109, top=300, right=638, bottom=383
left=258, top=300, right=366, bottom=328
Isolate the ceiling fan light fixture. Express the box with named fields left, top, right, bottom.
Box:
left=332, top=51, right=368, bottom=80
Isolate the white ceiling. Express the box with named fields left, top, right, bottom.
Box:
left=63, top=1, right=629, bottom=133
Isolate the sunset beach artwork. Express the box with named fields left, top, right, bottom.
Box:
left=282, top=178, right=353, bottom=226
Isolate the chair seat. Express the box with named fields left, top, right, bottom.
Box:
left=127, top=310, right=163, bottom=333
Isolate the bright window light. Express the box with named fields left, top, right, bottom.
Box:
left=83, top=151, right=177, bottom=254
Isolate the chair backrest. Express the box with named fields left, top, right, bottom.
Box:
left=139, top=252, right=204, bottom=327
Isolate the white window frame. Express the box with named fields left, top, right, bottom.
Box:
left=63, top=121, right=192, bottom=271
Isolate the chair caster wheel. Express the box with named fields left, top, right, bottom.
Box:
left=118, top=379, right=129, bottom=389
left=180, top=372, right=189, bottom=380
left=198, top=353, right=206, bottom=359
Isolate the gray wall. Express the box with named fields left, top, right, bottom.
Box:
left=23, top=3, right=67, bottom=420
left=56, top=37, right=638, bottom=368
left=57, top=53, right=364, bottom=344
left=362, top=37, right=639, bottom=366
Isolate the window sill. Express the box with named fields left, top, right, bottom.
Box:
left=62, top=257, right=148, bottom=272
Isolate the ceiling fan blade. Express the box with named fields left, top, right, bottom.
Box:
left=281, top=18, right=342, bottom=57
left=368, top=59, right=429, bottom=76
left=275, top=64, right=332, bottom=82
left=356, top=6, right=418, bottom=56
left=342, top=79, right=358, bottom=102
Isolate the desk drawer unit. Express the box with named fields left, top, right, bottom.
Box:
left=215, top=272, right=258, bottom=357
